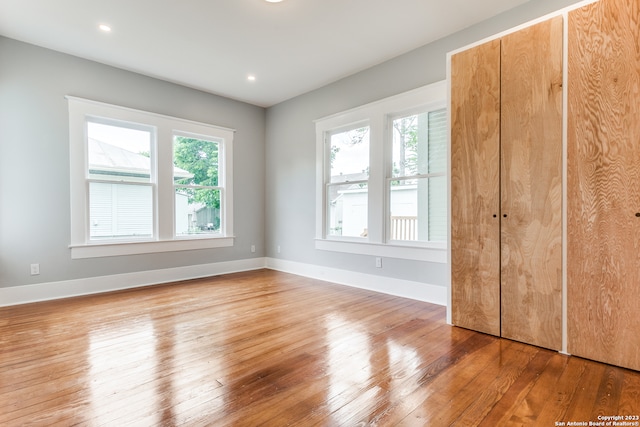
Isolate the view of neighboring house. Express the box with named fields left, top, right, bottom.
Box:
left=330, top=179, right=446, bottom=241
left=87, top=138, right=213, bottom=239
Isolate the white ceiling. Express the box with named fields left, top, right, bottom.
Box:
left=0, top=0, right=529, bottom=107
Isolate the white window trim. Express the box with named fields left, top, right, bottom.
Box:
left=314, top=81, right=447, bottom=263
left=67, top=96, right=235, bottom=259
left=324, top=120, right=371, bottom=241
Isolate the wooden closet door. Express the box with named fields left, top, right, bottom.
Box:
left=451, top=40, right=501, bottom=336
left=500, top=17, right=563, bottom=350
left=568, top=0, right=640, bottom=371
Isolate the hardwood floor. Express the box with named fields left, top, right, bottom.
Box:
left=1, top=269, right=639, bottom=426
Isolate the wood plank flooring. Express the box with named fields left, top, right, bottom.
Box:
left=1, top=269, right=639, bottom=426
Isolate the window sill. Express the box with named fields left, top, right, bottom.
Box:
left=314, top=239, right=447, bottom=263
left=70, top=237, right=235, bottom=259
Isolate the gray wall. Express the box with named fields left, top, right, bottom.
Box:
left=0, top=37, right=266, bottom=288
left=264, top=0, right=583, bottom=287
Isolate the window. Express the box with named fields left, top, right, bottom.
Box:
left=327, top=124, right=370, bottom=238
left=173, top=134, right=223, bottom=237
left=315, top=81, right=447, bottom=263
left=389, top=109, right=447, bottom=242
left=68, top=97, right=234, bottom=258
left=87, top=119, right=155, bottom=240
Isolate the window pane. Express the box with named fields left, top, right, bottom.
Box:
left=327, top=183, right=368, bottom=238
left=428, top=175, right=447, bottom=241
left=87, top=121, right=152, bottom=183
left=428, top=109, right=447, bottom=174
left=392, top=113, right=426, bottom=177
left=330, top=126, right=370, bottom=183
left=390, top=179, right=419, bottom=240
left=89, top=182, right=152, bottom=239
left=173, top=136, right=219, bottom=186
left=389, top=177, right=446, bottom=242
left=392, top=108, right=447, bottom=177
left=175, top=188, right=221, bottom=236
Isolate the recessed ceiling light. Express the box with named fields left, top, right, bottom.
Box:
left=247, top=75, right=256, bottom=82
left=265, top=0, right=284, bottom=3
left=98, top=24, right=112, bottom=32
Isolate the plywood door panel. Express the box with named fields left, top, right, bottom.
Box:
left=451, top=40, right=501, bottom=336
left=500, top=17, right=564, bottom=350
left=567, top=0, right=640, bottom=371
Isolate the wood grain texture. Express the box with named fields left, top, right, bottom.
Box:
left=500, top=17, right=564, bottom=351
left=1, top=269, right=639, bottom=426
left=450, top=39, right=502, bottom=336
left=568, top=0, right=640, bottom=371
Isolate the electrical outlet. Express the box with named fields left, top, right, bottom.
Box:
left=375, top=257, right=382, bottom=268
left=277, top=245, right=281, bottom=254
left=251, top=245, right=256, bottom=253
left=30, top=263, right=40, bottom=276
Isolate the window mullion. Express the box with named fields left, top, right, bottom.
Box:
left=156, top=123, right=173, bottom=240
left=367, top=117, right=385, bottom=244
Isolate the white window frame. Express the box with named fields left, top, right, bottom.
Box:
left=387, top=106, right=448, bottom=245
left=68, top=96, right=234, bottom=259
left=172, top=131, right=226, bottom=238
left=314, top=81, right=447, bottom=263
left=324, top=121, right=371, bottom=241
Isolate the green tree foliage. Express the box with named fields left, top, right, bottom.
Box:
left=173, top=136, right=220, bottom=208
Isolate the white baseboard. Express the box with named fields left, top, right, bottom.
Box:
left=1, top=257, right=446, bottom=308
left=0, top=257, right=267, bottom=307
left=266, top=258, right=446, bottom=306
